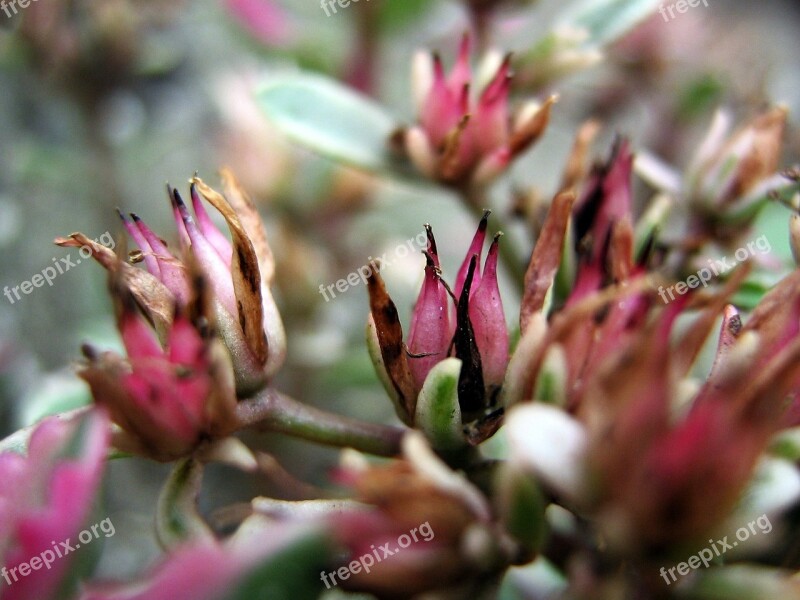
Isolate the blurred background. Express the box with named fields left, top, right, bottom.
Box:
left=0, top=0, right=799, bottom=582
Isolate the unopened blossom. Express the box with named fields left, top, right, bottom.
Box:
left=688, top=106, right=787, bottom=217
left=330, top=433, right=515, bottom=598
left=367, top=213, right=508, bottom=438
left=57, top=170, right=285, bottom=396
left=403, top=35, right=555, bottom=186
left=508, top=142, right=800, bottom=554
left=79, top=284, right=238, bottom=462
left=569, top=138, right=635, bottom=303
left=0, top=410, right=109, bottom=600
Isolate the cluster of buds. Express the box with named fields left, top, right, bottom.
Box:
left=56, top=171, right=284, bottom=461
left=366, top=212, right=509, bottom=447
left=504, top=135, right=800, bottom=560
left=402, top=35, right=556, bottom=187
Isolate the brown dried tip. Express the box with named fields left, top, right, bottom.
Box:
left=366, top=266, right=417, bottom=418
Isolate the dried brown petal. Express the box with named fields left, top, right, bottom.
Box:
left=192, top=176, right=269, bottom=365
left=520, top=191, right=575, bottom=332
left=366, top=263, right=417, bottom=418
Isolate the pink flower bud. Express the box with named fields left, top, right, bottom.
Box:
left=404, top=35, right=554, bottom=186
left=469, top=234, right=509, bottom=394
left=0, top=410, right=109, bottom=600
left=407, top=228, right=452, bottom=392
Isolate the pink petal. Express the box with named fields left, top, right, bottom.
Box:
left=190, top=183, right=233, bottom=267
left=454, top=211, right=490, bottom=299
left=469, top=235, right=508, bottom=389
left=407, top=252, right=452, bottom=392
left=172, top=189, right=238, bottom=319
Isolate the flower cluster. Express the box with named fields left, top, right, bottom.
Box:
left=403, top=35, right=555, bottom=186
left=3, top=5, right=800, bottom=597
left=56, top=171, right=284, bottom=461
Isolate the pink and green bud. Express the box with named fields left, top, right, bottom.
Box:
left=80, top=291, right=237, bottom=462
left=469, top=233, right=509, bottom=394
left=0, top=410, right=109, bottom=600
left=367, top=214, right=510, bottom=435
left=404, top=35, right=555, bottom=186
left=102, top=172, right=285, bottom=395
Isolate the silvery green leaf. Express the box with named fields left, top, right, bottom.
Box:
left=556, top=0, right=661, bottom=49
left=257, top=72, right=400, bottom=173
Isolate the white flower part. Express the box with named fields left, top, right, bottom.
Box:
left=402, top=431, right=492, bottom=522
left=742, top=458, right=800, bottom=517
left=513, top=100, right=542, bottom=133
left=197, top=437, right=258, bottom=472
left=405, top=126, right=438, bottom=178
left=687, top=108, right=732, bottom=183
left=633, top=152, right=682, bottom=195
left=339, top=447, right=370, bottom=474
left=551, top=25, right=591, bottom=46
left=475, top=48, right=505, bottom=94
left=411, top=50, right=434, bottom=113
left=506, top=403, right=587, bottom=501
left=460, top=523, right=495, bottom=569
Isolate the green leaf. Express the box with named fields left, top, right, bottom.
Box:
left=556, top=0, right=661, bottom=49
left=677, top=74, right=725, bottom=121
left=223, top=533, right=332, bottom=600
left=769, top=427, right=800, bottom=461
left=730, top=278, right=772, bottom=311
left=20, top=372, right=92, bottom=428
left=257, top=72, right=401, bottom=173
left=683, top=565, right=800, bottom=600
left=415, top=358, right=466, bottom=452
left=494, top=464, right=547, bottom=554
left=378, top=0, right=431, bottom=30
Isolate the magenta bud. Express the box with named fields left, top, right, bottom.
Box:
left=407, top=245, right=452, bottom=392
left=454, top=210, right=490, bottom=299
left=469, top=233, right=509, bottom=392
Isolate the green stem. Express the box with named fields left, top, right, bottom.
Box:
left=156, top=457, right=214, bottom=550
left=236, top=389, right=404, bottom=457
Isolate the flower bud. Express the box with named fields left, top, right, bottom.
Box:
left=403, top=35, right=554, bottom=186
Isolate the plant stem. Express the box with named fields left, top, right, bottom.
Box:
left=236, top=388, right=405, bottom=457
